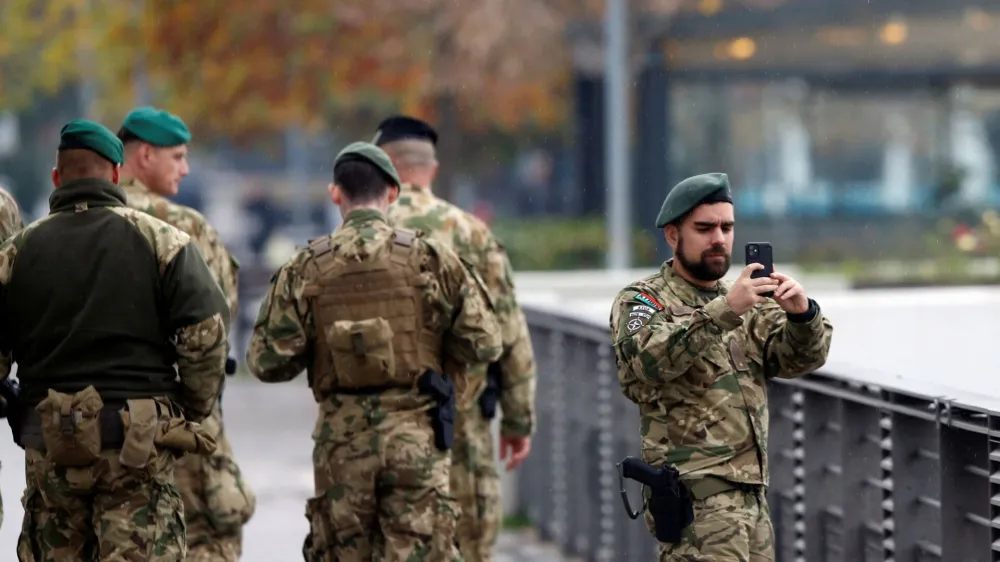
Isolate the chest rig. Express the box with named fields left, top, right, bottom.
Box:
left=302, top=229, right=444, bottom=401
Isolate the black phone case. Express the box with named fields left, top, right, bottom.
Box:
left=745, top=243, right=774, bottom=297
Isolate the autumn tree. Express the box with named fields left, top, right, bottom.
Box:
left=1, top=0, right=697, bottom=199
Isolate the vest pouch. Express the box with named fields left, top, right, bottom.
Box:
left=35, top=385, right=104, bottom=467
left=118, top=399, right=159, bottom=469
left=155, top=417, right=218, bottom=456
left=326, top=318, right=398, bottom=390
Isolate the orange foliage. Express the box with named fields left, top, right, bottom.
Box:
left=0, top=0, right=600, bottom=139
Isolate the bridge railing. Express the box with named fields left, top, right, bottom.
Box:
left=517, top=305, right=1000, bottom=562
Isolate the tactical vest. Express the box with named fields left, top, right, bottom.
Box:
left=302, top=228, right=443, bottom=402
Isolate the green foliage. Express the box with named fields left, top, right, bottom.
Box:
left=492, top=217, right=661, bottom=271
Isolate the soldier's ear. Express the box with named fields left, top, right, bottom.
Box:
left=328, top=183, right=342, bottom=206
left=51, top=167, right=60, bottom=188
left=386, top=184, right=400, bottom=204
left=664, top=224, right=679, bottom=248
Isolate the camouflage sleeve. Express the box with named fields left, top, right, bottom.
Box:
left=0, top=238, right=18, bottom=382
left=0, top=189, right=23, bottom=245
left=610, top=289, right=743, bottom=385
left=748, top=299, right=833, bottom=380
left=190, top=221, right=240, bottom=327
left=484, top=240, right=536, bottom=438
left=246, top=253, right=314, bottom=383
left=430, top=241, right=503, bottom=366
left=160, top=243, right=229, bottom=422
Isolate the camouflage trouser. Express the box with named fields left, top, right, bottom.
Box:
left=17, top=447, right=186, bottom=561
left=184, top=535, right=242, bottom=562
left=174, top=401, right=255, bottom=562
left=656, top=487, right=774, bottom=562
left=452, top=404, right=501, bottom=562
left=302, top=397, right=463, bottom=562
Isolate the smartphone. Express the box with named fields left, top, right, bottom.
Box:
left=745, top=242, right=774, bottom=298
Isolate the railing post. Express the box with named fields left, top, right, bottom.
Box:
left=840, top=398, right=884, bottom=562
left=802, top=391, right=843, bottom=561
left=940, top=416, right=989, bottom=560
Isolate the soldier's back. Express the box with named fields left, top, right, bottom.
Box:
left=387, top=183, right=494, bottom=268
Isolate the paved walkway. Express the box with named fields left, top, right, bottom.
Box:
left=0, top=377, right=568, bottom=561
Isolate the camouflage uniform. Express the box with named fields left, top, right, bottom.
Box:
left=0, top=184, right=22, bottom=529
left=0, top=175, right=228, bottom=561
left=387, top=182, right=537, bottom=561
left=121, top=176, right=255, bottom=560
left=0, top=185, right=24, bottom=244
left=610, top=261, right=833, bottom=561
left=247, top=207, right=503, bottom=561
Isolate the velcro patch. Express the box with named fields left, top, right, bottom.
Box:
left=633, top=292, right=663, bottom=311
left=632, top=304, right=657, bottom=315
left=629, top=310, right=652, bottom=320
left=625, top=317, right=647, bottom=333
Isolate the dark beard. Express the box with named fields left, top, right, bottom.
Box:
left=676, top=236, right=730, bottom=282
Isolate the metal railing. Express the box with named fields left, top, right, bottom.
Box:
left=517, top=306, right=1000, bottom=562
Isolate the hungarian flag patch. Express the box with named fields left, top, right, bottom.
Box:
left=633, top=292, right=663, bottom=311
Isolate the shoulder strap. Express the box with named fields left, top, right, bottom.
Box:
left=307, top=236, right=337, bottom=276
left=390, top=228, right=419, bottom=267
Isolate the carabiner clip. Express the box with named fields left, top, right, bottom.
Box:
left=616, top=458, right=647, bottom=520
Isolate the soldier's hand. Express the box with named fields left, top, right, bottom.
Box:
left=770, top=272, right=809, bottom=314
left=500, top=436, right=531, bottom=471
left=725, top=264, right=779, bottom=316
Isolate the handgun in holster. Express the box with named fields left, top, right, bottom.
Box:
left=418, top=370, right=455, bottom=451
left=478, top=361, right=502, bottom=420
left=616, top=456, right=694, bottom=544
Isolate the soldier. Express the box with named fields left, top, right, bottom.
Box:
left=0, top=182, right=23, bottom=529
left=247, top=141, right=503, bottom=561
left=117, top=105, right=255, bottom=561
left=609, top=173, right=834, bottom=562
left=375, top=115, right=537, bottom=561
left=0, top=186, right=23, bottom=243
left=0, top=119, right=227, bottom=560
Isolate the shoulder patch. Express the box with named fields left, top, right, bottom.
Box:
left=633, top=292, right=663, bottom=311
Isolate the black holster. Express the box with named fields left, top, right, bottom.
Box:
left=418, top=370, right=455, bottom=451
left=225, top=356, right=237, bottom=376
left=618, top=456, right=694, bottom=544
left=478, top=362, right=502, bottom=420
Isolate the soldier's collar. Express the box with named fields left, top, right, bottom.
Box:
left=399, top=182, right=429, bottom=193
left=343, top=207, right=387, bottom=226
left=49, top=178, right=127, bottom=213
left=118, top=177, right=150, bottom=194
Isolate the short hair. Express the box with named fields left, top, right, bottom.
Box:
left=333, top=160, right=395, bottom=203
left=381, top=139, right=437, bottom=168
left=56, top=149, right=115, bottom=183
left=116, top=127, right=143, bottom=147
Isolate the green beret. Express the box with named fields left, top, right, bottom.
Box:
left=334, top=141, right=401, bottom=187
left=655, top=173, right=734, bottom=228
left=121, top=106, right=191, bottom=147
left=59, top=119, right=124, bottom=165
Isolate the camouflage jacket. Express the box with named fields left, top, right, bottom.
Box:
left=0, top=186, right=23, bottom=244
left=387, top=183, right=537, bottom=437
left=247, top=208, right=502, bottom=407
left=121, top=178, right=240, bottom=323
left=609, top=260, right=833, bottom=486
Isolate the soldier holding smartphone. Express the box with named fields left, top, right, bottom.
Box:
left=608, top=172, right=834, bottom=561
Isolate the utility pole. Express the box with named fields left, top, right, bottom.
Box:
left=604, top=0, right=631, bottom=271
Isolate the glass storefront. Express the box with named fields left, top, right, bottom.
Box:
left=663, top=5, right=1000, bottom=218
